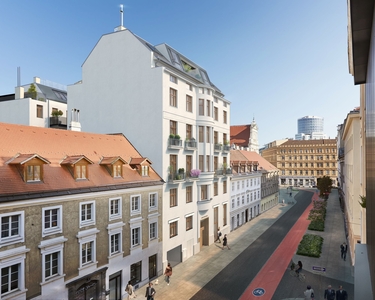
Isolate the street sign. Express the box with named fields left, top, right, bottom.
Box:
left=252, top=288, right=265, bottom=297
left=312, top=266, right=326, bottom=272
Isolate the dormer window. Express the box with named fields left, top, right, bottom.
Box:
left=6, top=154, right=50, bottom=183
left=129, top=157, right=152, bottom=177
left=99, top=157, right=127, bottom=178
left=61, top=155, right=93, bottom=181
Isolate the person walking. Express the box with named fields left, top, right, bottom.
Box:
left=304, top=285, right=315, bottom=299
left=124, top=281, right=136, bottom=299
left=144, top=282, right=156, bottom=300
left=324, top=285, right=335, bottom=300
left=222, top=234, right=230, bottom=250
left=340, top=242, right=348, bottom=261
left=215, top=227, right=222, bottom=243
left=336, top=285, right=348, bottom=300
left=164, top=263, right=172, bottom=285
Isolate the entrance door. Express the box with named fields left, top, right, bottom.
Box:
left=245, top=209, right=248, bottom=222
left=200, top=218, right=209, bottom=248
left=214, top=207, right=218, bottom=240
left=109, top=271, right=121, bottom=300
left=148, top=254, right=157, bottom=280
left=167, top=245, right=182, bottom=267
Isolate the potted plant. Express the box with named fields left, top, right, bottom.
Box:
left=224, top=140, right=229, bottom=145
left=178, top=168, right=185, bottom=174
left=169, top=134, right=175, bottom=139
left=51, top=110, right=63, bottom=117
left=190, top=169, right=201, bottom=178
left=175, top=134, right=181, bottom=140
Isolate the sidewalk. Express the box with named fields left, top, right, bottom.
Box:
left=134, top=188, right=353, bottom=299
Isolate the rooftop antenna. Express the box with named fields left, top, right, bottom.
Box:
left=115, top=4, right=126, bottom=32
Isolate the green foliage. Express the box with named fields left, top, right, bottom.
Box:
left=307, top=200, right=327, bottom=231
left=174, top=134, right=180, bottom=140
left=169, top=134, right=175, bottom=139
left=317, top=176, right=333, bottom=197
left=359, top=195, right=366, bottom=208
left=27, top=83, right=37, bottom=99
left=51, top=110, right=63, bottom=117
left=297, top=234, right=324, bottom=257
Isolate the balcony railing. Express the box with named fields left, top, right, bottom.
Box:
left=168, top=171, right=186, bottom=182
left=185, top=140, right=197, bottom=150
left=223, top=145, right=231, bottom=152
left=49, top=116, right=67, bottom=128
left=215, top=169, right=224, bottom=176
left=214, top=144, right=222, bottom=152
left=224, top=168, right=233, bottom=176
left=168, top=138, right=182, bottom=149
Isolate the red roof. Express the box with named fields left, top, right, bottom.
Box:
left=230, top=125, right=250, bottom=147
left=0, top=123, right=163, bottom=198
left=230, top=150, right=278, bottom=172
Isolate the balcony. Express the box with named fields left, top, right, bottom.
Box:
left=214, top=144, right=222, bottom=152
left=49, top=116, right=67, bottom=129
left=168, top=138, right=183, bottom=149
left=223, top=145, right=231, bottom=152
left=186, top=169, right=200, bottom=181
left=197, top=198, right=212, bottom=212
left=224, top=168, right=233, bottom=176
left=168, top=171, right=186, bottom=183
left=215, top=169, right=224, bottom=176
left=184, top=139, right=197, bottom=150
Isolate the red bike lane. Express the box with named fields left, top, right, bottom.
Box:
left=240, top=192, right=319, bottom=300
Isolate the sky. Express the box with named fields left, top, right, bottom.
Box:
left=1, top=0, right=359, bottom=147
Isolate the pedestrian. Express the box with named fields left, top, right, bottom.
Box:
left=290, top=192, right=292, bottom=197
left=304, top=285, right=315, bottom=299
left=164, top=263, right=172, bottom=285
left=215, top=227, right=222, bottom=243
left=222, top=234, right=230, bottom=250
left=324, top=285, right=335, bottom=300
left=124, top=281, right=136, bottom=299
left=336, top=285, right=348, bottom=300
left=144, top=282, right=156, bottom=300
left=340, top=242, right=348, bottom=261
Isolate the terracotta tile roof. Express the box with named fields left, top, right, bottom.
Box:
left=99, top=156, right=127, bottom=165
left=60, top=155, right=94, bottom=165
left=7, top=153, right=50, bottom=165
left=0, top=123, right=163, bottom=200
left=230, top=125, right=250, bottom=147
left=230, top=150, right=278, bottom=172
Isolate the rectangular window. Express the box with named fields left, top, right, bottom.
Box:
left=170, top=75, right=177, bottom=83
left=43, top=206, right=62, bottom=236
left=1, top=264, right=20, bottom=295
left=113, top=164, right=122, bottom=177
left=186, top=186, right=192, bottom=203
left=214, top=182, right=218, bottom=196
left=149, top=193, right=157, bottom=210
left=170, top=88, right=177, bottom=107
left=223, top=180, right=227, bottom=194
left=109, top=198, right=121, bottom=220
left=201, top=185, right=208, bottom=200
left=214, top=107, right=218, bottom=121
left=214, top=131, right=218, bottom=144
left=223, top=203, right=227, bottom=226
left=170, top=154, right=177, bottom=175
left=1, top=213, right=22, bottom=244
left=199, top=99, right=204, bottom=115
left=186, top=216, right=193, bottom=231
left=170, top=120, right=177, bottom=135
left=186, top=124, right=192, bottom=139
left=187, top=83, right=193, bottom=91
left=37, top=104, right=43, bottom=118
left=75, top=164, right=87, bottom=180
left=186, top=155, right=192, bottom=175
left=170, top=221, right=178, bottom=238
left=26, top=165, right=41, bottom=182
left=110, top=233, right=120, bottom=254
left=206, top=155, right=210, bottom=172
left=223, top=111, right=227, bottom=124
left=81, top=241, right=93, bottom=265
left=207, top=100, right=211, bottom=117
left=186, top=95, right=192, bottom=112
left=80, top=202, right=95, bottom=227
left=199, top=126, right=204, bottom=142
left=149, top=222, right=157, bottom=240
left=223, top=133, right=227, bottom=144
left=131, top=196, right=141, bottom=214
left=214, top=156, right=218, bottom=171
left=132, top=227, right=140, bottom=247
left=199, top=155, right=204, bottom=171
left=206, top=126, right=210, bottom=143
left=170, top=188, right=177, bottom=207
left=130, top=261, right=142, bottom=284
left=141, top=165, right=149, bottom=176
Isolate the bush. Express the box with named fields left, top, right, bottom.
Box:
left=308, top=200, right=326, bottom=231
left=297, top=234, right=324, bottom=257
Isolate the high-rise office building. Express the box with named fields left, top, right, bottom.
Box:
left=295, top=116, right=326, bottom=140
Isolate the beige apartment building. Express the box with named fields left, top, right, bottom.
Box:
left=261, top=139, right=337, bottom=187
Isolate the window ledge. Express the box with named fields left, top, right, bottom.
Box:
left=78, top=261, right=98, bottom=272
left=40, top=274, right=65, bottom=286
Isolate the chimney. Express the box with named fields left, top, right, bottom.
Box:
left=34, top=76, right=41, bottom=84
left=69, top=108, right=82, bottom=132
left=15, top=86, right=24, bottom=99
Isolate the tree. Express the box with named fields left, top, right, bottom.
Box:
left=317, top=176, right=333, bottom=198
left=27, top=83, right=37, bottom=99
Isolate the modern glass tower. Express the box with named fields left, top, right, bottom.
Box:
left=295, top=116, right=326, bottom=140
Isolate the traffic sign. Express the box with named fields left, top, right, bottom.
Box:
left=252, top=288, right=265, bottom=297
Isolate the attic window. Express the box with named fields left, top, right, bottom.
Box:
left=60, top=155, right=93, bottom=181
left=167, top=48, right=183, bottom=70
left=129, top=157, right=152, bottom=177
left=6, top=154, right=50, bottom=183
left=142, top=166, right=149, bottom=176
left=99, top=157, right=127, bottom=178
left=181, top=60, right=195, bottom=73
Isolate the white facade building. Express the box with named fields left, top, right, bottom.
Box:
left=0, top=77, right=67, bottom=129
left=68, top=27, right=231, bottom=273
